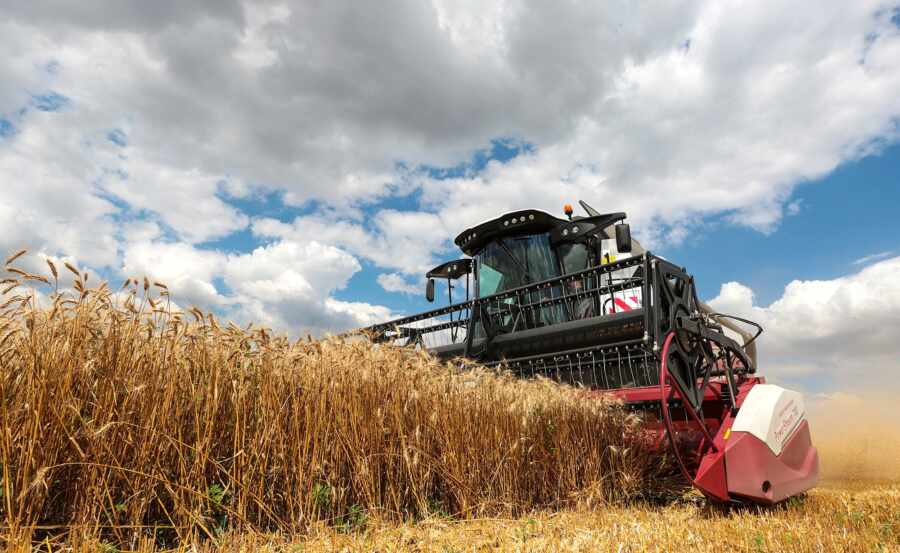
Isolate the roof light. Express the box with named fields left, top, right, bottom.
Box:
left=529, top=214, right=535, bottom=220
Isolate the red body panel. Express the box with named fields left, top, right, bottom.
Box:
left=725, top=420, right=819, bottom=504
left=598, top=377, right=819, bottom=504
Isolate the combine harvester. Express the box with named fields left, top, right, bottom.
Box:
left=359, top=201, right=819, bottom=504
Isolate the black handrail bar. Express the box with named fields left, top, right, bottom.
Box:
left=359, top=254, right=647, bottom=338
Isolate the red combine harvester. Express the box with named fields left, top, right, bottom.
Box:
left=359, top=201, right=819, bottom=504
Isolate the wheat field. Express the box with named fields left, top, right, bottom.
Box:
left=0, top=250, right=897, bottom=552
left=0, top=251, right=676, bottom=549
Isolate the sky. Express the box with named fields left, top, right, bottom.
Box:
left=1, top=0, right=899, bottom=395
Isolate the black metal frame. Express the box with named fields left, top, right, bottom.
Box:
left=359, top=252, right=756, bottom=397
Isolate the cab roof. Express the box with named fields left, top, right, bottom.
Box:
left=454, top=209, right=566, bottom=256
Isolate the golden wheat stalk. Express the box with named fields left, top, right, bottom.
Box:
left=0, top=250, right=674, bottom=551
left=4, top=249, right=27, bottom=265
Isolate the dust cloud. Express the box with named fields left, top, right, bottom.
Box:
left=807, top=391, right=900, bottom=482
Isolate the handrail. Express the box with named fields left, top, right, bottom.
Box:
left=359, top=254, right=646, bottom=338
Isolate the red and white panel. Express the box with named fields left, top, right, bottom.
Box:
left=603, top=287, right=643, bottom=314
left=724, top=384, right=820, bottom=503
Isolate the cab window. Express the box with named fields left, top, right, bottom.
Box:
left=557, top=243, right=591, bottom=274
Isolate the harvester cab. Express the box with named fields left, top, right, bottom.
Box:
left=359, top=201, right=819, bottom=505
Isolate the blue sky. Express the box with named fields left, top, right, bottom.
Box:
left=670, top=142, right=900, bottom=304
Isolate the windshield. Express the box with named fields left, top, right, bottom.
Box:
left=475, top=234, right=560, bottom=297
left=557, top=243, right=590, bottom=274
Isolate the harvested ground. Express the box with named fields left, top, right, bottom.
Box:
left=170, top=480, right=900, bottom=552
left=5, top=480, right=898, bottom=552
left=269, top=481, right=900, bottom=553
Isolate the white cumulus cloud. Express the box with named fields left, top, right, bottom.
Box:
left=377, top=273, right=423, bottom=296
left=708, top=256, right=900, bottom=390
left=1, top=0, right=899, bottom=337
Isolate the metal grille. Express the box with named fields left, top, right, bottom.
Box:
left=486, top=341, right=658, bottom=389
left=359, top=254, right=666, bottom=391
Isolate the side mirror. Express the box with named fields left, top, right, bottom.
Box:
left=615, top=223, right=632, bottom=253
left=425, top=278, right=435, bottom=302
